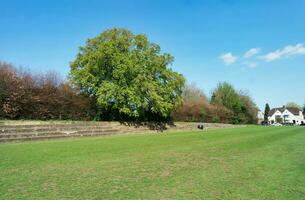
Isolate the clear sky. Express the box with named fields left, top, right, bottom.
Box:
left=1, top=0, right=305, bottom=110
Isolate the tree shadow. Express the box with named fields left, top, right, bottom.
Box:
left=119, top=121, right=176, bottom=132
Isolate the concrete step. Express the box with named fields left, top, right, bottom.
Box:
left=0, top=129, right=121, bottom=138
left=0, top=123, right=114, bottom=127
left=0, top=123, right=176, bottom=132
left=0, top=130, right=122, bottom=142
left=0, top=123, right=114, bottom=129
left=0, top=125, right=115, bottom=133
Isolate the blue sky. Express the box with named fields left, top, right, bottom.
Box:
left=1, top=0, right=305, bottom=109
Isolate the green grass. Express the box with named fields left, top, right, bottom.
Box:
left=1, top=126, right=305, bottom=199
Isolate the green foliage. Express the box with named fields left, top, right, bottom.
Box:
left=286, top=102, right=302, bottom=109
left=264, top=103, right=270, bottom=123
left=212, top=115, right=220, bottom=123
left=210, top=82, right=258, bottom=124
left=239, top=94, right=258, bottom=124
left=70, top=28, right=185, bottom=120
left=211, top=82, right=242, bottom=113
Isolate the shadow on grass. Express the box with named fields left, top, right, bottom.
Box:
left=119, top=121, right=177, bottom=132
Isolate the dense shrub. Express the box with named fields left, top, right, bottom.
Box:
left=172, top=84, right=234, bottom=123
left=211, top=82, right=258, bottom=124
left=204, top=104, right=234, bottom=123
left=239, top=92, right=259, bottom=124
left=0, top=62, right=96, bottom=120
left=172, top=83, right=207, bottom=121
left=0, top=63, right=25, bottom=118
left=173, top=82, right=258, bottom=124
left=173, top=97, right=207, bottom=122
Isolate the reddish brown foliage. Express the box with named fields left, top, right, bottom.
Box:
left=173, top=99, right=234, bottom=123
left=172, top=83, right=255, bottom=124
left=0, top=62, right=96, bottom=120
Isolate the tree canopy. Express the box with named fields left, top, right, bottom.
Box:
left=182, top=83, right=208, bottom=103
left=211, top=82, right=242, bottom=113
left=70, top=28, right=185, bottom=120
left=211, top=82, right=258, bottom=124
left=286, top=102, right=302, bottom=110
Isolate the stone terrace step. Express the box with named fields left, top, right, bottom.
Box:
left=0, top=129, right=122, bottom=142
left=0, top=125, right=115, bottom=134
left=0, top=131, right=121, bottom=142
left=0, top=123, right=114, bottom=129
left=0, top=129, right=121, bottom=138
left=0, top=121, right=244, bottom=142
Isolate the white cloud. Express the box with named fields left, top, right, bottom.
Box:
left=244, top=48, right=261, bottom=58
left=220, top=52, right=238, bottom=65
left=261, top=43, right=305, bottom=62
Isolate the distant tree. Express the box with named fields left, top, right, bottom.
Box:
left=0, top=62, right=25, bottom=118
left=303, top=103, right=305, bottom=115
left=286, top=102, right=302, bottom=110
left=205, top=104, right=234, bottom=123
left=70, top=28, right=185, bottom=121
left=211, top=82, right=243, bottom=123
left=182, top=83, right=208, bottom=102
left=172, top=83, right=208, bottom=122
left=211, top=82, right=241, bottom=112
left=239, top=92, right=259, bottom=124
left=264, top=103, right=270, bottom=123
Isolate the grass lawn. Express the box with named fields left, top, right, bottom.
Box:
left=1, top=126, right=305, bottom=199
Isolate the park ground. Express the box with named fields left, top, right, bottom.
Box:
left=1, top=126, right=305, bottom=199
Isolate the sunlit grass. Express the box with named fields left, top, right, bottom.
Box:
left=1, top=126, right=305, bottom=199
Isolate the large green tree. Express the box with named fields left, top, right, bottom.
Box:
left=70, top=28, right=185, bottom=120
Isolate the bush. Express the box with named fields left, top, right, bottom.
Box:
left=172, top=83, right=234, bottom=123
left=0, top=62, right=96, bottom=120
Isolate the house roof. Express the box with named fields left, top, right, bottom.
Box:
left=268, top=107, right=301, bottom=116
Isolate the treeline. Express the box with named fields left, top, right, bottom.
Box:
left=0, top=62, right=258, bottom=123
left=173, top=83, right=258, bottom=124
left=0, top=62, right=96, bottom=120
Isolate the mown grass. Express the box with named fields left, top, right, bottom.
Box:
left=1, top=126, right=305, bottom=199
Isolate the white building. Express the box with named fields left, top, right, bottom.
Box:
left=257, top=110, right=264, bottom=124
left=268, top=107, right=304, bottom=125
